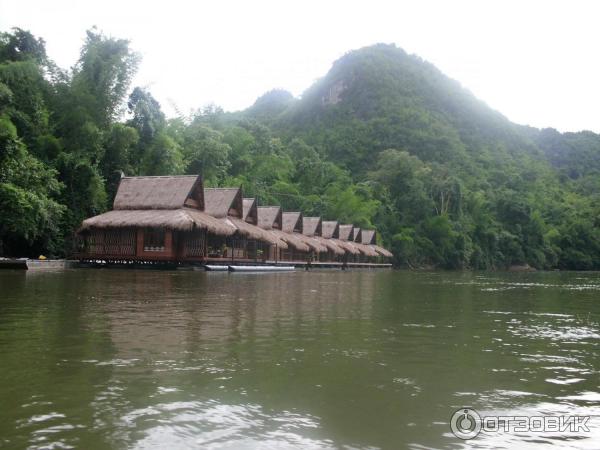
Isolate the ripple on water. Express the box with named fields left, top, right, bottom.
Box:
left=545, top=378, right=586, bottom=385
left=558, top=392, right=600, bottom=403
left=475, top=279, right=600, bottom=292
left=121, top=401, right=328, bottom=449
left=520, top=354, right=580, bottom=364
left=512, top=325, right=600, bottom=342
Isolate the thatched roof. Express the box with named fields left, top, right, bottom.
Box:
left=321, top=221, right=339, bottom=239
left=339, top=225, right=355, bottom=241
left=270, top=230, right=309, bottom=252
left=257, top=206, right=283, bottom=230
left=225, top=217, right=288, bottom=248
left=242, top=198, right=258, bottom=224
left=203, top=190, right=285, bottom=247
left=262, top=231, right=288, bottom=249
left=79, top=208, right=235, bottom=235
left=292, top=233, right=326, bottom=253
left=282, top=212, right=302, bottom=233
left=113, top=175, right=203, bottom=210
left=354, top=243, right=379, bottom=257
left=361, top=229, right=376, bottom=245
left=313, top=236, right=345, bottom=255
left=353, top=227, right=362, bottom=243
left=372, top=244, right=393, bottom=257
left=204, top=188, right=243, bottom=218
left=302, top=217, right=322, bottom=237
left=332, top=239, right=360, bottom=255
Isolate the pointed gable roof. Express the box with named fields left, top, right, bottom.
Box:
left=338, top=225, right=355, bottom=241
left=257, top=206, right=283, bottom=230
left=321, top=221, right=340, bottom=239
left=361, top=229, right=376, bottom=245
left=282, top=212, right=302, bottom=233
left=242, top=198, right=258, bottom=224
left=204, top=190, right=287, bottom=248
left=302, top=217, right=322, bottom=237
left=113, top=175, right=203, bottom=210
left=204, top=188, right=243, bottom=218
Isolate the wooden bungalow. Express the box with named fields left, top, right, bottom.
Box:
left=256, top=206, right=310, bottom=262
left=204, top=188, right=287, bottom=262
left=242, top=197, right=258, bottom=223
left=323, top=221, right=360, bottom=260
left=302, top=216, right=322, bottom=237
left=282, top=212, right=322, bottom=260
left=361, top=229, right=393, bottom=260
left=338, top=224, right=361, bottom=262
left=353, top=227, right=362, bottom=244
left=321, top=221, right=354, bottom=261
left=302, top=217, right=344, bottom=261
left=76, top=175, right=393, bottom=268
left=77, top=175, right=237, bottom=263
left=241, top=197, right=268, bottom=260
left=361, top=229, right=376, bottom=246
left=349, top=227, right=379, bottom=261
left=256, top=206, right=283, bottom=261
left=321, top=221, right=339, bottom=240
left=339, top=225, right=354, bottom=242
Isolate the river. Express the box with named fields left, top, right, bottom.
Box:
left=1, top=269, right=599, bottom=449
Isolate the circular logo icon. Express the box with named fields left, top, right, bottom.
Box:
left=450, top=408, right=482, bottom=440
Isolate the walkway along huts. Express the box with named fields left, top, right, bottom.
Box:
left=76, top=174, right=393, bottom=268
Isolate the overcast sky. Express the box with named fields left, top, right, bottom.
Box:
left=1, top=0, right=598, bottom=132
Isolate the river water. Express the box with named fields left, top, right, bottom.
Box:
left=0, top=269, right=599, bottom=449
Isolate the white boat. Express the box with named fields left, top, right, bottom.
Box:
left=228, top=265, right=295, bottom=272
left=204, top=265, right=229, bottom=271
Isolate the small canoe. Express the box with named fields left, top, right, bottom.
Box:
left=228, top=265, right=295, bottom=272
left=204, top=265, right=229, bottom=271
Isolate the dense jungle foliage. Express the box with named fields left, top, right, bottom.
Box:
left=1, top=28, right=599, bottom=269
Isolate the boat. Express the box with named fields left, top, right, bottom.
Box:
left=204, top=265, right=229, bottom=271
left=228, top=265, right=295, bottom=272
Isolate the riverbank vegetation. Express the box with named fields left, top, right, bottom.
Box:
left=1, top=28, right=599, bottom=269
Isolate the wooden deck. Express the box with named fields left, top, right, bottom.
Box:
left=185, top=260, right=392, bottom=270
left=0, top=259, right=77, bottom=270
left=74, top=256, right=392, bottom=270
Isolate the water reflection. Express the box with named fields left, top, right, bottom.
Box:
left=0, top=270, right=599, bottom=448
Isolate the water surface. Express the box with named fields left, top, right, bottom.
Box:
left=1, top=269, right=599, bottom=449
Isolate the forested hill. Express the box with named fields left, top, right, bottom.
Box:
left=243, top=44, right=600, bottom=269
left=1, top=30, right=599, bottom=269
left=269, top=44, right=542, bottom=173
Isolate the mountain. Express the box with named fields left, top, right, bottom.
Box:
left=240, top=44, right=600, bottom=269
left=246, top=44, right=540, bottom=171
left=246, top=89, right=296, bottom=123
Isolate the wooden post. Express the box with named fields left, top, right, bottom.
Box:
left=136, top=229, right=144, bottom=257
left=165, top=230, right=173, bottom=258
